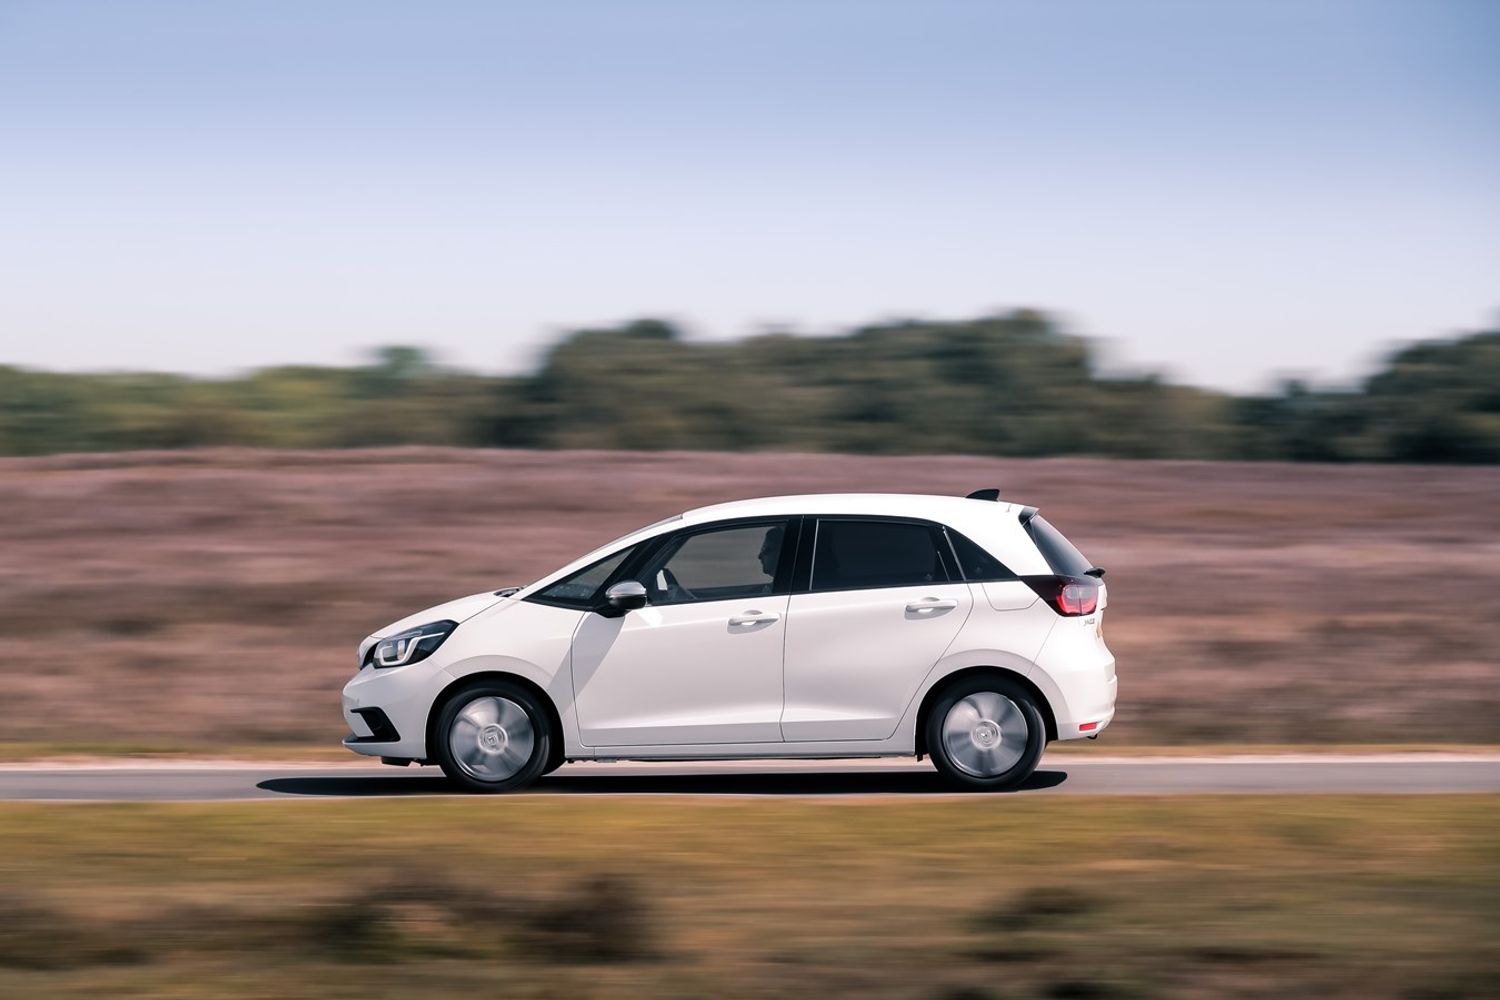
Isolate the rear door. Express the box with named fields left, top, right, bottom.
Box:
left=780, top=517, right=973, bottom=741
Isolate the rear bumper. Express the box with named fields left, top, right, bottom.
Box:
left=1060, top=677, right=1115, bottom=739
left=1033, top=621, right=1117, bottom=741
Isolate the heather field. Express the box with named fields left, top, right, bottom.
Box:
left=1, top=448, right=1497, bottom=752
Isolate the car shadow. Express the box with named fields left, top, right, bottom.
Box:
left=255, top=767, right=1068, bottom=797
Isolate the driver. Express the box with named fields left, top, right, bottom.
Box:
left=655, top=524, right=785, bottom=602
left=757, top=525, right=784, bottom=578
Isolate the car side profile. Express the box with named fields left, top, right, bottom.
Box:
left=341, top=490, right=1116, bottom=792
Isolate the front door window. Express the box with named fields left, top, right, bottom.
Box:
left=641, top=522, right=786, bottom=605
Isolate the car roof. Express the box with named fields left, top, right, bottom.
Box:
left=681, top=492, right=1026, bottom=523
left=515, top=490, right=1052, bottom=598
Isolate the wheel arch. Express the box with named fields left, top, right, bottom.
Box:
left=914, top=665, right=1058, bottom=757
left=426, top=671, right=567, bottom=772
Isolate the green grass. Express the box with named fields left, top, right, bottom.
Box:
left=0, top=796, right=1495, bottom=998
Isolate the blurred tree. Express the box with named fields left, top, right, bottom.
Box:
left=2, top=318, right=1497, bottom=463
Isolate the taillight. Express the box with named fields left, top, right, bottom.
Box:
left=1021, top=575, right=1099, bottom=616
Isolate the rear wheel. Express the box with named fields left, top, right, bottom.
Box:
left=434, top=681, right=552, bottom=793
left=926, top=676, right=1045, bottom=791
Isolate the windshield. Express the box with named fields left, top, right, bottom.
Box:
left=516, top=513, right=683, bottom=592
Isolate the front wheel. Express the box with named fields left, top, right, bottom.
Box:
left=926, top=676, right=1045, bottom=791
left=434, top=681, right=552, bottom=793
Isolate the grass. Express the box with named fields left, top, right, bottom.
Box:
left=0, top=796, right=1494, bottom=998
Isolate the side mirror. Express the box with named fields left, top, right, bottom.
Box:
left=601, top=580, right=648, bottom=616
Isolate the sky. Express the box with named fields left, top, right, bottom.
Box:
left=1, top=0, right=1496, bottom=392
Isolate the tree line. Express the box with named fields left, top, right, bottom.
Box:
left=2, top=311, right=1497, bottom=461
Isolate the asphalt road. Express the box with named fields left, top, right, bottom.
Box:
left=0, top=755, right=1495, bottom=801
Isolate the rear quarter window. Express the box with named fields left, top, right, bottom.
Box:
left=945, top=528, right=1017, bottom=581
left=1023, top=515, right=1094, bottom=577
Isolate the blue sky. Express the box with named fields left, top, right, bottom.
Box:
left=1, top=0, right=1496, bottom=390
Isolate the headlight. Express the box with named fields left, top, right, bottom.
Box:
left=372, top=620, right=457, bottom=668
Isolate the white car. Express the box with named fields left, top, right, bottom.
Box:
left=342, top=490, right=1116, bottom=792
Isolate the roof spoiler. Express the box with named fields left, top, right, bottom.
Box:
left=967, top=490, right=1041, bottom=524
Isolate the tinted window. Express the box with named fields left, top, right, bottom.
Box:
left=641, top=522, right=786, bottom=605
left=531, top=545, right=635, bottom=608
left=1024, top=515, right=1093, bottom=577
left=946, top=528, right=1016, bottom=581
left=812, top=519, right=950, bottom=591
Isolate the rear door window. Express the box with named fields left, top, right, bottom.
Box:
left=810, top=519, right=952, bottom=592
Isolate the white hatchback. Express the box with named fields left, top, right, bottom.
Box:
left=342, top=491, right=1116, bottom=792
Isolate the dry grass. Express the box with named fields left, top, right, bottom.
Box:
left=0, top=796, right=1493, bottom=998
left=1, top=447, right=1498, bottom=750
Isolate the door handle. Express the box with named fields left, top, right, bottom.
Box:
left=728, top=610, right=781, bottom=626
left=906, top=597, right=958, bottom=614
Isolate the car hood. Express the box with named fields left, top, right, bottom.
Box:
left=371, top=590, right=520, bottom=638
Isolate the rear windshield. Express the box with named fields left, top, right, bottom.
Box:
left=1023, top=515, right=1093, bottom=577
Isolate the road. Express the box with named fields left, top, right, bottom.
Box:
left=0, top=754, right=1496, bottom=801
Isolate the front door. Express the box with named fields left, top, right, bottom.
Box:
left=781, top=517, right=974, bottom=741
left=571, top=519, right=793, bottom=747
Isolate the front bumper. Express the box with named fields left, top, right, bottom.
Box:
left=341, top=662, right=441, bottom=759
left=344, top=706, right=401, bottom=744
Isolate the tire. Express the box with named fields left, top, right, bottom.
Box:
left=433, top=680, right=552, bottom=793
left=925, top=675, right=1045, bottom=791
